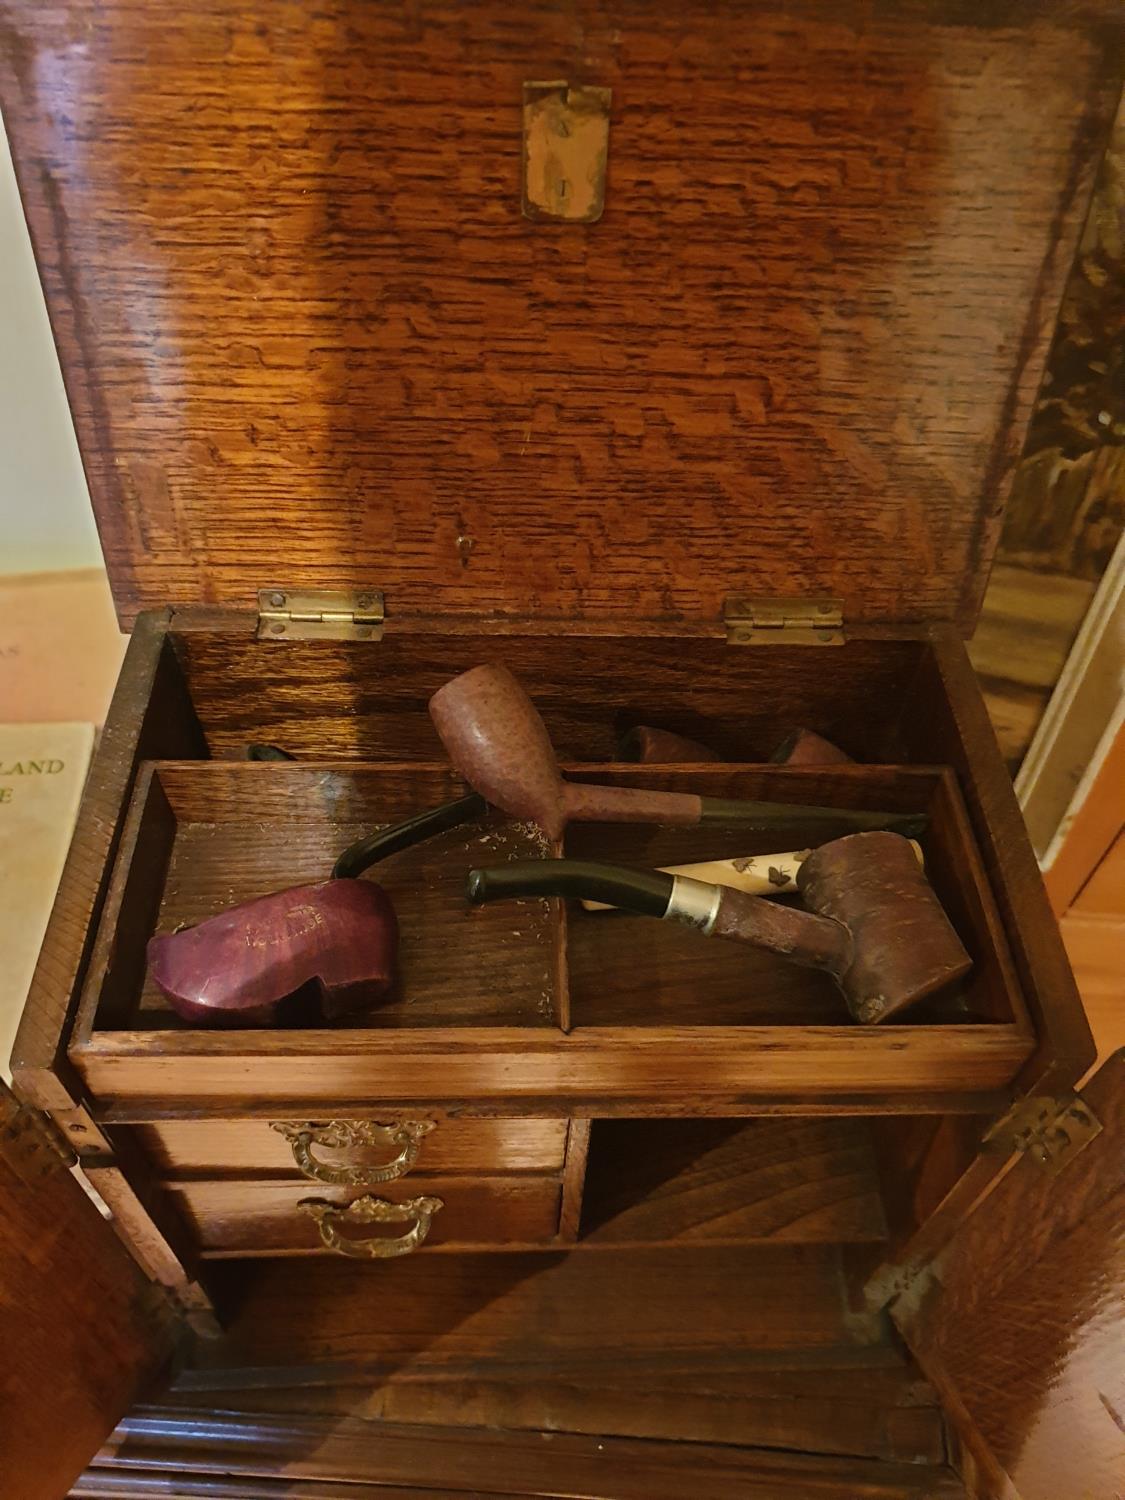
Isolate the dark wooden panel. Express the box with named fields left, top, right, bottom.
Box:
left=0, top=1085, right=174, bottom=1500
left=580, top=1118, right=887, bottom=1245
left=173, top=625, right=926, bottom=764
left=79, top=1406, right=966, bottom=1498
left=160, top=1363, right=948, bottom=1466
left=1, top=4, right=1118, bottom=627
left=188, top=1245, right=890, bottom=1382
left=894, top=1054, right=1125, bottom=1500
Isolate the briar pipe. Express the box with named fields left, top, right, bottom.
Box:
left=430, top=665, right=924, bottom=843
left=147, top=880, right=398, bottom=1028
left=467, top=831, right=970, bottom=1024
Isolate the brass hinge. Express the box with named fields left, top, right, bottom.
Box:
left=724, top=596, right=845, bottom=646
left=257, top=589, right=385, bottom=642
left=983, top=1093, right=1102, bottom=1177
left=0, top=1096, right=76, bottom=1186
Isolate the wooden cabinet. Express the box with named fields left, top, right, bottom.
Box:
left=1, top=2, right=1122, bottom=1493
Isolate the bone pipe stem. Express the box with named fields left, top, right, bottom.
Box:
left=579, top=839, right=922, bottom=912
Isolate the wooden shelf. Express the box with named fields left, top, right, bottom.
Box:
left=579, top=1118, right=888, bottom=1247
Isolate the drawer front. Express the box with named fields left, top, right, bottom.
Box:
left=167, top=1176, right=563, bottom=1256
left=135, top=1117, right=568, bottom=1182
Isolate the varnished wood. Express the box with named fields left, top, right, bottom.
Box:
left=0, top=1083, right=174, bottom=1500
left=169, top=1175, right=563, bottom=1256
left=79, top=1406, right=966, bottom=1499
left=135, top=1117, right=568, bottom=1176
left=11, top=616, right=204, bottom=1109
left=901, top=632, right=1095, bottom=1100
left=175, top=624, right=926, bottom=764
left=76, top=761, right=559, bottom=1038
left=893, top=1053, right=1125, bottom=1500
left=557, top=1117, right=591, bottom=1242
left=579, top=1118, right=886, bottom=1246
left=188, top=1245, right=897, bottom=1382
left=70, top=757, right=1032, bottom=1110
left=2, top=5, right=1119, bottom=629
left=160, top=1363, right=948, bottom=1467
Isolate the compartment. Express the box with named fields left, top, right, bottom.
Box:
left=578, top=1118, right=889, bottom=1248
left=168, top=1175, right=564, bottom=1257
left=563, top=764, right=1026, bottom=1032
left=75, top=761, right=563, bottom=1037
left=69, top=749, right=1034, bottom=1111
left=135, top=1116, right=569, bottom=1177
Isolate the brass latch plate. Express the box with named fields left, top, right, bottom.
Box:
left=523, top=81, right=611, bottom=223
left=984, top=1094, right=1102, bottom=1177
left=725, top=596, right=845, bottom=646
left=257, top=589, right=385, bottom=642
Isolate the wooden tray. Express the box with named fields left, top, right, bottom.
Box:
left=71, top=754, right=1029, bottom=1112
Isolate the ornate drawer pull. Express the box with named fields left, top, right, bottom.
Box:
left=299, top=1194, right=444, bottom=1259
left=270, top=1119, right=435, bottom=1185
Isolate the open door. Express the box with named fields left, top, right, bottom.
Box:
left=892, top=1051, right=1124, bottom=1500
left=0, top=1082, right=176, bottom=1499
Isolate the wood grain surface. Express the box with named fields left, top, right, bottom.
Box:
left=135, top=1116, right=568, bottom=1177
left=169, top=1174, right=564, bottom=1255
left=1, top=3, right=1119, bottom=629
left=579, top=1117, right=888, bottom=1245
left=188, top=1244, right=893, bottom=1380
left=893, top=1054, right=1125, bottom=1500
left=158, top=1363, right=948, bottom=1467
left=77, top=1406, right=966, bottom=1499
left=0, top=1084, right=174, bottom=1500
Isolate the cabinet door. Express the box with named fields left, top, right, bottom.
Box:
left=0, top=1082, right=175, bottom=1499
left=893, top=1052, right=1124, bottom=1500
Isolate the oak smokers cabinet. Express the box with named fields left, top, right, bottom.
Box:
left=2, top=3, right=1122, bottom=1496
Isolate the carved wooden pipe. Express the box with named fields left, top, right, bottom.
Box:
left=622, top=725, right=852, bottom=764
left=147, top=880, right=398, bottom=1027
left=579, top=839, right=923, bottom=909
left=467, top=831, right=970, bottom=1023
left=771, top=729, right=853, bottom=765
left=430, top=666, right=923, bottom=843
left=618, top=726, right=722, bottom=762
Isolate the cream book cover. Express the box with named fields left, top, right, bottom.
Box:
left=0, top=722, right=94, bottom=1082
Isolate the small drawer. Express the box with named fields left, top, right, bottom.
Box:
left=135, top=1117, right=569, bottom=1184
left=166, top=1175, right=564, bottom=1257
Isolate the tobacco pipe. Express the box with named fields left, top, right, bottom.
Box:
left=467, top=831, right=970, bottom=1023
left=622, top=724, right=852, bottom=765
left=430, top=665, right=923, bottom=843
left=147, top=880, right=398, bottom=1027
left=618, top=726, right=722, bottom=763
left=579, top=839, right=923, bottom=909
left=771, top=729, right=853, bottom=765
left=333, top=792, right=487, bottom=879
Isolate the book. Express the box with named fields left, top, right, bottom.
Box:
left=0, top=722, right=94, bottom=1082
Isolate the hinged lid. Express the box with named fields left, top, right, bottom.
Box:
left=2, top=4, right=1121, bottom=629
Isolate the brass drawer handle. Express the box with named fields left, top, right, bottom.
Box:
left=299, top=1194, right=444, bottom=1259
left=271, top=1119, right=435, bottom=1185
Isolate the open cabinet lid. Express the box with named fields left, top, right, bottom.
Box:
left=2, top=4, right=1121, bottom=630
